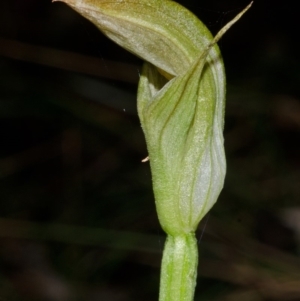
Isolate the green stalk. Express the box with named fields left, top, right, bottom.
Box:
left=159, top=234, right=198, bottom=301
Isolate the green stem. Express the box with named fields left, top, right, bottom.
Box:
left=159, top=233, right=198, bottom=301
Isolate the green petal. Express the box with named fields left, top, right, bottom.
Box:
left=54, top=0, right=252, bottom=236
left=138, top=47, right=226, bottom=234
left=53, top=0, right=221, bottom=79
left=136, top=2, right=252, bottom=235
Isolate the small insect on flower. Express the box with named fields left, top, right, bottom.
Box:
left=141, top=156, right=149, bottom=162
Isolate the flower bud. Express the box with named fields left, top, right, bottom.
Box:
left=54, top=0, right=251, bottom=236
left=137, top=53, right=226, bottom=235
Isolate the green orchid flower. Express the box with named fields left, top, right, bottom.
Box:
left=53, top=0, right=252, bottom=300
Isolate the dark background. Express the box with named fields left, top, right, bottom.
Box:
left=1, top=0, right=300, bottom=300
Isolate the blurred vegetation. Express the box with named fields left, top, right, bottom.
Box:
left=0, top=0, right=300, bottom=300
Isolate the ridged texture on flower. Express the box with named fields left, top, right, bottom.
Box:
left=138, top=52, right=225, bottom=235
left=54, top=0, right=227, bottom=235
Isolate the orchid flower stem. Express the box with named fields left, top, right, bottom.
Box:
left=52, top=1, right=252, bottom=300
left=160, top=234, right=198, bottom=301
